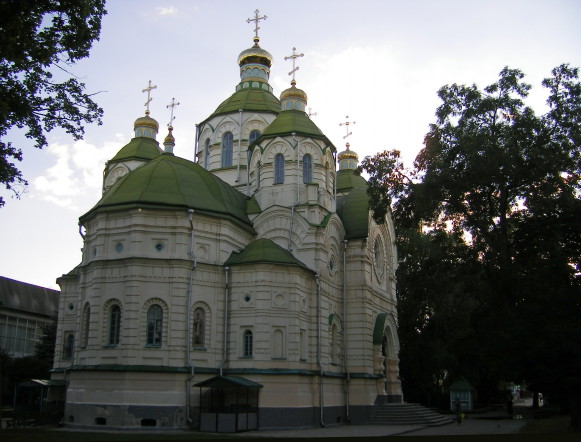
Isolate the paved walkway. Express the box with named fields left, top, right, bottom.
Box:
left=236, top=406, right=529, bottom=438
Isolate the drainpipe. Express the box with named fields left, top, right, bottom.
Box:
left=295, top=133, right=300, bottom=203
left=194, top=124, right=199, bottom=160
left=220, top=266, right=230, bottom=376
left=288, top=133, right=299, bottom=251
left=236, top=109, right=243, bottom=182
left=185, top=209, right=197, bottom=425
left=315, top=273, right=325, bottom=427
left=342, top=239, right=350, bottom=422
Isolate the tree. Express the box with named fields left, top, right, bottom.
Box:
left=0, top=0, right=107, bottom=207
left=361, top=65, right=581, bottom=421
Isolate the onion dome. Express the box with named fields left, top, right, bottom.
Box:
left=238, top=37, right=273, bottom=68
left=134, top=111, right=159, bottom=139
left=163, top=126, right=175, bottom=153
left=280, top=80, right=308, bottom=112
left=82, top=154, right=254, bottom=231
left=338, top=143, right=359, bottom=170
left=237, top=37, right=273, bottom=87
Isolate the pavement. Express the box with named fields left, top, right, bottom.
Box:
left=236, top=407, right=528, bottom=438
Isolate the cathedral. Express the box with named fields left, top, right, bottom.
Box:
left=51, top=11, right=402, bottom=431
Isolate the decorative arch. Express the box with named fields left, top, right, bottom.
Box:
left=328, top=313, right=343, bottom=365
left=143, top=298, right=168, bottom=347
left=373, top=312, right=399, bottom=358
left=192, top=301, right=211, bottom=349
left=80, top=302, right=91, bottom=349
left=103, top=298, right=122, bottom=346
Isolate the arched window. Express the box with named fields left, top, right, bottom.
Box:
left=81, top=304, right=90, bottom=349
left=204, top=138, right=210, bottom=169
left=243, top=330, right=253, bottom=357
left=300, top=329, right=307, bottom=360
left=303, top=154, right=313, bottom=183
left=63, top=333, right=74, bottom=360
left=109, top=305, right=121, bottom=346
left=274, top=153, right=285, bottom=184
left=146, top=304, right=163, bottom=346
left=249, top=130, right=261, bottom=145
left=193, top=307, right=205, bottom=347
left=256, top=161, right=261, bottom=189
left=331, top=322, right=339, bottom=364
left=273, top=329, right=284, bottom=358
left=221, top=132, right=233, bottom=168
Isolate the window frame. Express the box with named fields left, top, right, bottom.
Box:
left=146, top=304, right=163, bottom=347
left=303, top=154, right=313, bottom=184
left=243, top=329, right=253, bottom=357
left=274, top=153, right=285, bottom=184
left=108, top=304, right=121, bottom=346
left=221, top=132, right=233, bottom=168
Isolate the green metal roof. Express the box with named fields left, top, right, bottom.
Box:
left=195, top=375, right=263, bottom=389
left=336, top=169, right=368, bottom=192
left=337, top=186, right=370, bottom=240
left=81, top=153, right=253, bottom=231
left=373, top=312, right=389, bottom=345
left=450, top=378, right=476, bottom=392
left=258, top=110, right=334, bottom=149
left=225, top=238, right=312, bottom=271
left=201, top=87, right=280, bottom=124
left=109, top=137, right=162, bottom=163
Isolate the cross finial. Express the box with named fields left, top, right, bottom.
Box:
left=284, top=47, right=304, bottom=85
left=308, top=107, right=318, bottom=118
left=142, top=80, right=157, bottom=115
left=247, top=9, right=267, bottom=41
left=339, top=116, right=356, bottom=139
left=166, top=97, right=180, bottom=127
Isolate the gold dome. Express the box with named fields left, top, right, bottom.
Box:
left=164, top=126, right=175, bottom=144
left=280, top=81, right=308, bottom=102
left=238, top=38, right=273, bottom=67
left=134, top=112, right=160, bottom=132
left=338, top=143, right=359, bottom=160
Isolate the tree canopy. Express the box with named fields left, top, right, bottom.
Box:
left=0, top=0, right=107, bottom=207
left=361, top=65, right=581, bottom=416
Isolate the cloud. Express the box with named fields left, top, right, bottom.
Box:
left=156, top=6, right=178, bottom=16
left=32, top=136, right=125, bottom=210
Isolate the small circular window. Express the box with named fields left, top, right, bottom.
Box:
left=115, top=242, right=124, bottom=253
left=155, top=243, right=164, bottom=252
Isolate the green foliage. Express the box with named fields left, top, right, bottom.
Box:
left=362, top=64, right=581, bottom=409
left=0, top=0, right=107, bottom=207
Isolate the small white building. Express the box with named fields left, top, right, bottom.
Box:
left=51, top=27, right=402, bottom=431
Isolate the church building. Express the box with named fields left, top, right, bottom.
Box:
left=51, top=12, right=402, bottom=431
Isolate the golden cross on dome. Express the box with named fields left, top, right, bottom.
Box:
left=142, top=80, right=157, bottom=114
left=166, top=97, right=180, bottom=127
left=339, top=116, right=356, bottom=139
left=284, top=47, right=304, bottom=84
left=247, top=9, right=267, bottom=40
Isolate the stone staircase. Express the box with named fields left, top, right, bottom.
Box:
left=369, top=403, right=454, bottom=426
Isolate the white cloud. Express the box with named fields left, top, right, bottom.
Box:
left=156, top=6, right=178, bottom=16
left=32, top=137, right=125, bottom=209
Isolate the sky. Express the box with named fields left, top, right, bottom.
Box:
left=1, top=0, right=580, bottom=289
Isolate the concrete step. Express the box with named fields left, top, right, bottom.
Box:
left=369, top=403, right=454, bottom=426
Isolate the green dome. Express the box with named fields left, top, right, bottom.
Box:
left=336, top=170, right=370, bottom=240
left=258, top=110, right=334, bottom=148
left=225, top=238, right=311, bottom=271
left=82, top=154, right=253, bottom=230
left=204, top=88, right=280, bottom=121
left=109, top=137, right=162, bottom=163
left=336, top=169, right=368, bottom=192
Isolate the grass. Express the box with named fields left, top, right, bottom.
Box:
left=518, top=414, right=572, bottom=434
left=0, top=427, right=239, bottom=442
